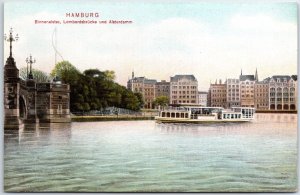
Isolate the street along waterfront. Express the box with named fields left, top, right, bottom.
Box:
left=4, top=113, right=297, bottom=192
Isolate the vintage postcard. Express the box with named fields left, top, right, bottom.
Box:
left=3, top=0, right=298, bottom=192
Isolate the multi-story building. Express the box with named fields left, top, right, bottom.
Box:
left=269, top=75, right=297, bottom=111
left=127, top=76, right=145, bottom=94
left=170, top=75, right=198, bottom=105
left=127, top=73, right=157, bottom=109
left=254, top=79, right=269, bottom=110
left=198, top=91, right=208, bottom=106
left=143, top=79, right=157, bottom=109
left=155, top=80, right=170, bottom=98
left=240, top=73, right=256, bottom=107
left=208, top=80, right=227, bottom=108
left=226, top=78, right=240, bottom=108
left=128, top=70, right=298, bottom=111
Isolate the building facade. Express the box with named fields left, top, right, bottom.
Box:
left=155, top=80, right=170, bottom=98
left=239, top=74, right=256, bottom=107
left=208, top=70, right=297, bottom=111
left=170, top=75, right=198, bottom=105
left=208, top=80, right=227, bottom=108
left=198, top=91, right=208, bottom=106
left=226, top=78, right=240, bottom=108
left=127, top=75, right=157, bottom=109
left=127, top=70, right=298, bottom=111
left=254, top=79, right=269, bottom=110
left=269, top=75, right=297, bottom=110
left=143, top=79, right=157, bottom=109
left=127, top=76, right=144, bottom=94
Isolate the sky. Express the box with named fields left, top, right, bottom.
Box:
left=4, top=1, right=298, bottom=91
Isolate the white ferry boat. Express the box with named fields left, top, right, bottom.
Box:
left=155, top=106, right=255, bottom=123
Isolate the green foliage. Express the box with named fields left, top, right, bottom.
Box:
left=153, top=96, right=169, bottom=107
left=19, top=67, right=50, bottom=83
left=83, top=69, right=103, bottom=78
left=51, top=63, right=142, bottom=112
left=51, top=61, right=81, bottom=83
left=134, top=92, right=144, bottom=108
left=103, top=70, right=116, bottom=81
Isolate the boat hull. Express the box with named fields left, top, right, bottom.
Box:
left=155, top=117, right=252, bottom=124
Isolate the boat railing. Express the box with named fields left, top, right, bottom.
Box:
left=160, top=107, right=189, bottom=112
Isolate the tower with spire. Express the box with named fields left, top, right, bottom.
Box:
left=255, top=68, right=258, bottom=81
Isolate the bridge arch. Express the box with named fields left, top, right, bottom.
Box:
left=19, top=95, right=27, bottom=120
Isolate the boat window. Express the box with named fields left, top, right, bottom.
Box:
left=167, top=112, right=170, bottom=117
left=162, top=112, right=165, bottom=117
left=181, top=113, right=184, bottom=118
left=185, top=113, right=188, bottom=118
left=231, top=114, right=234, bottom=119
left=171, top=113, right=175, bottom=118
left=176, top=113, right=180, bottom=118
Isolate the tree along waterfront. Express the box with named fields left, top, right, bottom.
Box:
left=50, top=61, right=144, bottom=113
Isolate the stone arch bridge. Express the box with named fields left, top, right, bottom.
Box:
left=4, top=50, right=70, bottom=130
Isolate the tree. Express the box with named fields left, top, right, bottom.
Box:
left=83, top=69, right=104, bottom=78
left=103, top=70, right=116, bottom=81
left=153, top=96, right=169, bottom=108
left=122, top=91, right=140, bottom=111
left=51, top=61, right=81, bottom=84
left=51, top=63, right=142, bottom=113
left=134, top=92, right=144, bottom=109
left=19, top=67, right=50, bottom=83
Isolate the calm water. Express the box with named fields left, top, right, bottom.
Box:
left=4, top=114, right=297, bottom=192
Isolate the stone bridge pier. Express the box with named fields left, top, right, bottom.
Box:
left=4, top=30, right=70, bottom=130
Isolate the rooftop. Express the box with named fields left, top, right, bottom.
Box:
left=170, top=75, right=197, bottom=82
left=239, top=75, right=255, bottom=81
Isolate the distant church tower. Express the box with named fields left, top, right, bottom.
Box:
left=132, top=70, right=134, bottom=79
left=255, top=68, right=258, bottom=81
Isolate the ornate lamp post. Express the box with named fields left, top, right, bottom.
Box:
left=26, top=54, right=36, bottom=79
left=4, top=28, right=19, bottom=58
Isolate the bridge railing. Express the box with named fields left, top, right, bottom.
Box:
left=19, top=79, right=27, bottom=89
left=51, top=83, right=70, bottom=91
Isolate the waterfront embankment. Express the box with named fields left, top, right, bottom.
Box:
left=71, top=115, right=155, bottom=122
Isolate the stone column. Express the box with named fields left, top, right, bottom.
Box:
left=4, top=56, right=23, bottom=130
left=24, top=79, right=39, bottom=123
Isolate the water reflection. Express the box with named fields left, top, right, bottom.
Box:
left=4, top=123, right=72, bottom=145
left=156, top=114, right=297, bottom=137
left=255, top=113, right=297, bottom=123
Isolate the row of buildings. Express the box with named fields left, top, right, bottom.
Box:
left=127, top=72, right=199, bottom=108
left=127, top=70, right=297, bottom=111
left=208, top=70, right=297, bottom=111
